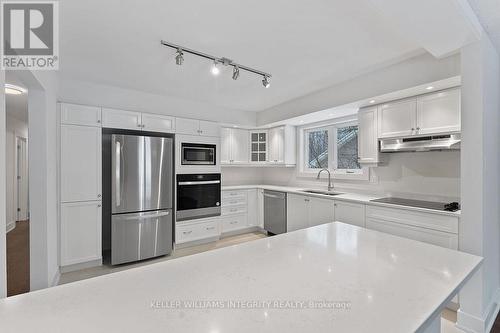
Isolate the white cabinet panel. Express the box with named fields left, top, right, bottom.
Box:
left=417, top=88, right=461, bottom=135
left=199, top=120, right=220, bottom=137
left=231, top=128, right=249, bottom=164
left=141, top=113, right=175, bottom=133
left=308, top=197, right=335, bottom=227
left=60, top=201, right=102, bottom=266
left=60, top=125, right=102, bottom=202
left=221, top=214, right=248, bottom=233
left=268, top=127, right=284, bottom=163
left=366, top=218, right=458, bottom=250
left=220, top=127, right=232, bottom=164
left=102, top=108, right=142, bottom=130
left=378, top=98, right=416, bottom=138
left=176, top=118, right=201, bottom=136
left=287, top=194, right=309, bottom=232
left=358, top=106, right=380, bottom=164
left=257, top=188, right=265, bottom=228
left=247, top=189, right=259, bottom=227
left=334, top=201, right=365, bottom=227
left=60, top=103, right=101, bottom=127
left=176, top=219, right=220, bottom=244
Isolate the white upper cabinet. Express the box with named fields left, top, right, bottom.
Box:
left=416, top=88, right=461, bottom=135
left=268, top=125, right=296, bottom=165
left=334, top=201, right=366, bottom=228
left=176, top=118, right=220, bottom=137
left=199, top=120, right=220, bottom=137
left=220, top=128, right=249, bottom=164
left=60, top=201, right=102, bottom=266
left=268, top=127, right=284, bottom=163
left=249, top=130, right=268, bottom=163
left=231, top=128, right=250, bottom=164
left=60, top=103, right=102, bottom=127
left=176, top=118, right=200, bottom=135
left=102, top=108, right=142, bottom=130
left=60, top=125, right=102, bottom=202
left=141, top=113, right=175, bottom=133
left=378, top=98, right=417, bottom=138
left=358, top=105, right=380, bottom=164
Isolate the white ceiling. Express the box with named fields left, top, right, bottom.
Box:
left=59, top=0, right=421, bottom=112
left=467, top=0, right=500, bottom=52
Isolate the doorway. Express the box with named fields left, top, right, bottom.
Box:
left=5, top=78, right=29, bottom=297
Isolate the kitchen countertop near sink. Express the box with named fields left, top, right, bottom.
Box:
left=222, top=185, right=461, bottom=217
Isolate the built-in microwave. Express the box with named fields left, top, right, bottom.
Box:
left=181, top=143, right=216, bottom=165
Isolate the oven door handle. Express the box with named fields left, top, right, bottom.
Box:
left=178, top=180, right=221, bottom=186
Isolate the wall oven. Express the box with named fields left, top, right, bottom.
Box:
left=176, top=173, right=221, bottom=221
left=181, top=143, right=216, bottom=165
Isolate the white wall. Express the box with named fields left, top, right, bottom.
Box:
left=0, top=70, right=6, bottom=298
left=257, top=52, right=461, bottom=125
left=59, top=78, right=257, bottom=126
left=5, top=116, right=28, bottom=231
left=457, top=35, right=500, bottom=333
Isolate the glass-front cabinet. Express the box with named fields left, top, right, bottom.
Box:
left=250, top=130, right=268, bottom=163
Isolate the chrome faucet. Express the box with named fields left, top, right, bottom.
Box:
left=317, top=168, right=334, bottom=192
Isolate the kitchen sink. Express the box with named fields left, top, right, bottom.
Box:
left=300, top=190, right=344, bottom=196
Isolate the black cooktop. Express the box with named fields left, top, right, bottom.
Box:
left=370, top=197, right=460, bottom=212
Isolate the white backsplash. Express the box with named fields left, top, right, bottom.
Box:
left=222, top=151, right=460, bottom=203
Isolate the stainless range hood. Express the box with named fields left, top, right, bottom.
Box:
left=380, top=134, right=461, bottom=152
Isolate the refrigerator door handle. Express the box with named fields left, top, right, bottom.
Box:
left=115, top=211, right=170, bottom=221
left=115, top=141, right=121, bottom=206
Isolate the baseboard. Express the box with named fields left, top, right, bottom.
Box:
left=457, top=288, right=500, bottom=333
left=220, top=226, right=264, bottom=238
left=50, top=270, right=61, bottom=287
left=6, top=221, right=16, bottom=233
left=60, top=258, right=102, bottom=274
left=174, top=236, right=220, bottom=249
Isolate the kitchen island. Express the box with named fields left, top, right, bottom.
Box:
left=0, top=222, right=481, bottom=333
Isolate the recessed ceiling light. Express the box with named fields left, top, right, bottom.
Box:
left=369, top=100, right=376, bottom=104
left=426, top=86, right=434, bottom=90
left=5, top=84, right=26, bottom=95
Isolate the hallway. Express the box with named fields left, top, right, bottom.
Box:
left=7, top=220, right=30, bottom=297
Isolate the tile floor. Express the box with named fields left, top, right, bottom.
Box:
left=59, top=231, right=465, bottom=332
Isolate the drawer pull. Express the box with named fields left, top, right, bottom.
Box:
left=206, top=226, right=215, bottom=230
left=230, top=221, right=238, bottom=225
left=230, top=201, right=238, bottom=204
left=182, top=231, right=193, bottom=235
left=230, top=208, right=238, bottom=212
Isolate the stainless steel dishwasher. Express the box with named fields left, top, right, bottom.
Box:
left=263, top=190, right=287, bottom=235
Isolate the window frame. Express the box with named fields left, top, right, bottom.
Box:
left=298, top=118, right=369, bottom=181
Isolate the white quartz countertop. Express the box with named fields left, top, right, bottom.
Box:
left=222, top=185, right=461, bottom=216
left=0, top=223, right=480, bottom=333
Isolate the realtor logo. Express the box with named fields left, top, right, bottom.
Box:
left=1, top=1, right=59, bottom=70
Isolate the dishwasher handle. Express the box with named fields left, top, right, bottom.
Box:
left=263, top=191, right=286, bottom=199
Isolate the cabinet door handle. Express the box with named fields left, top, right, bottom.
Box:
left=411, top=128, right=415, bottom=131
left=97, top=119, right=101, bottom=124
left=97, top=204, right=101, bottom=208
left=97, top=194, right=101, bottom=198
left=416, top=127, right=420, bottom=130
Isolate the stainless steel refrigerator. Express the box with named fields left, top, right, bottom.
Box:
left=110, top=133, right=173, bottom=265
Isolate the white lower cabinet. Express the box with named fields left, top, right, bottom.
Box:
left=334, top=201, right=366, bottom=227
left=60, top=201, right=102, bottom=266
left=221, top=215, right=248, bottom=233
left=365, top=206, right=458, bottom=249
left=247, top=189, right=260, bottom=227
left=287, top=194, right=334, bottom=231
left=176, top=218, right=220, bottom=244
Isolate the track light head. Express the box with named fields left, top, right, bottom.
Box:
left=175, top=48, right=184, bottom=65
left=211, top=61, right=220, bottom=76
left=262, top=75, right=271, bottom=88
left=232, top=66, right=240, bottom=80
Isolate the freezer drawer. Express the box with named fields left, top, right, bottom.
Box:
left=111, top=210, right=172, bottom=265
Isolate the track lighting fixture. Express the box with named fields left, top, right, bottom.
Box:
left=175, top=48, right=184, bottom=65
left=211, top=61, right=220, bottom=76
left=161, top=40, right=272, bottom=87
left=262, top=75, right=271, bottom=88
left=232, top=66, right=240, bottom=80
